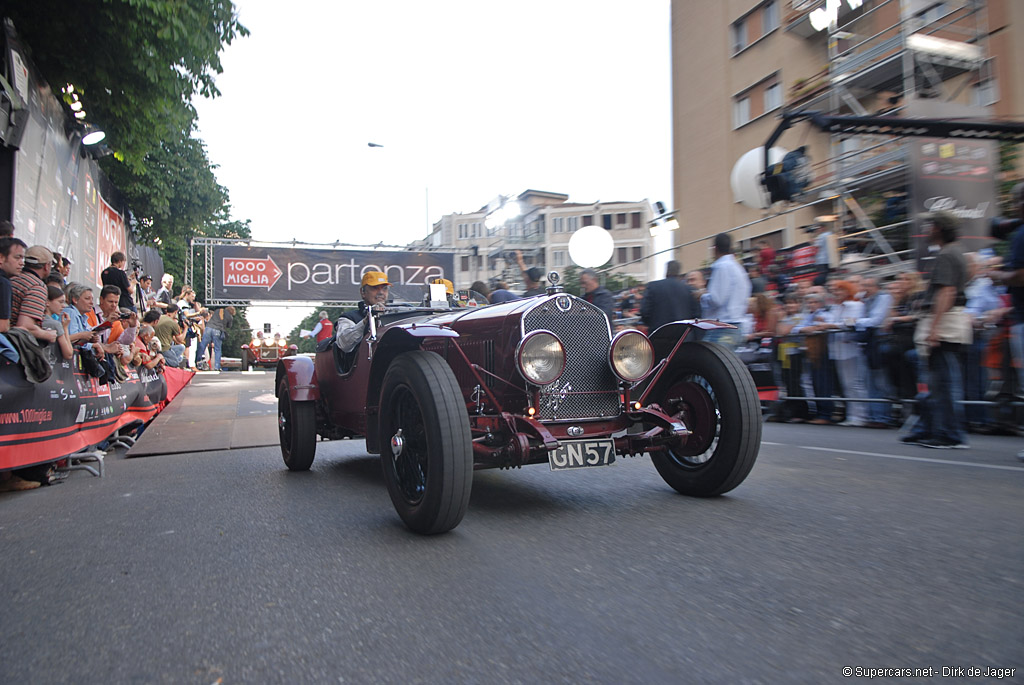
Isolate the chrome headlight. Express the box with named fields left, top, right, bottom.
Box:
left=263, top=339, right=273, bottom=347
left=516, top=330, right=565, bottom=386
left=250, top=338, right=259, bottom=348
left=609, top=330, right=654, bottom=382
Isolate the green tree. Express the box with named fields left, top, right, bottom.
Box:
left=5, top=0, right=248, bottom=168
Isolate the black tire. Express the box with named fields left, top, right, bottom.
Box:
left=649, top=341, right=761, bottom=496
left=278, top=377, right=316, bottom=471
left=379, top=350, right=473, bottom=534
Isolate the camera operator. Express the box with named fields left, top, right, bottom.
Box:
left=101, top=251, right=137, bottom=312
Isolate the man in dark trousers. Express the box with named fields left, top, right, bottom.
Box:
left=101, top=251, right=137, bottom=311
left=580, top=269, right=615, bottom=318
left=641, top=260, right=701, bottom=331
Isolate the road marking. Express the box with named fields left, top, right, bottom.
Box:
left=761, top=441, right=1024, bottom=472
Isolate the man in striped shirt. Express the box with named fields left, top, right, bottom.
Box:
left=11, top=245, right=57, bottom=344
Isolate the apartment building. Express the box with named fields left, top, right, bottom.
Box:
left=671, top=0, right=1023, bottom=272
left=419, top=190, right=658, bottom=293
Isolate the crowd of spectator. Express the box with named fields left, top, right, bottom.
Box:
left=0, top=223, right=234, bottom=386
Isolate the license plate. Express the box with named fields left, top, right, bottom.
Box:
left=548, top=439, right=616, bottom=471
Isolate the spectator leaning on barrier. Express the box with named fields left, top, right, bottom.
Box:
left=793, top=288, right=836, bottom=424
left=100, top=251, right=136, bottom=311
left=856, top=276, right=894, bottom=428
left=0, top=237, right=27, bottom=336
left=642, top=260, right=701, bottom=332
left=155, top=303, right=187, bottom=368
left=11, top=245, right=58, bottom=345
left=823, top=280, right=867, bottom=427
left=902, top=211, right=972, bottom=449
left=42, top=285, right=74, bottom=361
left=701, top=233, right=751, bottom=349
left=132, top=325, right=165, bottom=371
left=63, top=283, right=104, bottom=357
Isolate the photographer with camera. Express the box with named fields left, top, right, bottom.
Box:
left=101, top=252, right=138, bottom=313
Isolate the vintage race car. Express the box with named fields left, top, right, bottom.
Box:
left=275, top=273, right=761, bottom=534
left=243, top=333, right=297, bottom=369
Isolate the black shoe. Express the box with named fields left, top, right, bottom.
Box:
left=900, top=434, right=923, bottom=444
left=917, top=438, right=951, bottom=449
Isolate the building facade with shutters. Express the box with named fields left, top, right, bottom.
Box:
left=416, top=190, right=658, bottom=294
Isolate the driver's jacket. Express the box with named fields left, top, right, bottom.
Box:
left=335, top=307, right=368, bottom=353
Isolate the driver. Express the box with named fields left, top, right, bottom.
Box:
left=336, top=271, right=390, bottom=353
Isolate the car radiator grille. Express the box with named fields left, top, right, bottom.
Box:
left=263, top=347, right=279, bottom=360
left=523, top=297, right=620, bottom=421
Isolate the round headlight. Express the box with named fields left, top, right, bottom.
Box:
left=250, top=339, right=259, bottom=348
left=263, top=339, right=273, bottom=347
left=609, top=330, right=654, bottom=382
left=278, top=339, right=287, bottom=347
left=516, top=330, right=565, bottom=386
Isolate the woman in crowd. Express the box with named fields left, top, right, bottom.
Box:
left=41, top=284, right=74, bottom=361
left=747, top=292, right=781, bottom=342
left=776, top=289, right=811, bottom=422
left=825, top=280, right=867, bottom=426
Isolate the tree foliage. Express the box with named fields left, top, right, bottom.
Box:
left=5, top=0, right=248, bottom=168
left=5, top=0, right=249, bottom=287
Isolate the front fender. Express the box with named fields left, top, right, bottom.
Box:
left=275, top=355, right=319, bottom=402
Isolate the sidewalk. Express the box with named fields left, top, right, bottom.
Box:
left=129, top=371, right=279, bottom=456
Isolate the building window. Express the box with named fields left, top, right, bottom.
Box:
left=461, top=256, right=470, bottom=271
left=553, top=217, right=564, bottom=233
left=602, top=214, right=613, bottom=230
left=567, top=216, right=579, bottom=232
left=632, top=246, right=642, bottom=261
left=733, top=96, right=751, bottom=128
left=631, top=212, right=641, bottom=229
left=617, top=247, right=627, bottom=264
left=582, top=215, right=593, bottom=227
left=553, top=250, right=566, bottom=267
left=762, top=0, right=778, bottom=34
left=732, top=18, right=747, bottom=54
left=973, top=78, right=998, bottom=107
left=458, top=223, right=466, bottom=239
left=764, top=82, right=781, bottom=113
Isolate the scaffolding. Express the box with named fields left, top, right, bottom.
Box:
left=762, top=0, right=1002, bottom=271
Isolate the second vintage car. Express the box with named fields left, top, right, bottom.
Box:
left=276, top=273, right=761, bottom=534
left=243, top=332, right=297, bottom=369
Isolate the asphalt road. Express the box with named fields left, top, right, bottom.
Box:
left=2, top=406, right=1022, bottom=683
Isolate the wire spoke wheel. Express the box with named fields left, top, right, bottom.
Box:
left=379, top=351, right=472, bottom=534
left=278, top=377, right=316, bottom=471
left=649, top=342, right=760, bottom=496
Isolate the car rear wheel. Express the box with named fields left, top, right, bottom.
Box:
left=278, top=377, right=316, bottom=471
left=649, top=341, right=760, bottom=496
left=379, top=350, right=472, bottom=534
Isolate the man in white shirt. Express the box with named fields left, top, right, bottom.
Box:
left=700, top=232, right=751, bottom=349
left=856, top=276, right=894, bottom=427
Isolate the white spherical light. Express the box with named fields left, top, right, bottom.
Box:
left=568, top=226, right=615, bottom=268
left=730, top=146, right=789, bottom=209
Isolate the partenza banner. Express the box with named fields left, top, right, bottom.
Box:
left=211, top=246, right=455, bottom=303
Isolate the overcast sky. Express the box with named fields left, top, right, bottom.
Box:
left=193, top=0, right=672, bottom=331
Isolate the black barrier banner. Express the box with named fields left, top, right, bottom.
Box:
left=211, top=246, right=455, bottom=303
left=0, top=355, right=168, bottom=470
left=908, top=98, right=997, bottom=265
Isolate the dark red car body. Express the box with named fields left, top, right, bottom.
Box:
left=276, top=284, right=761, bottom=533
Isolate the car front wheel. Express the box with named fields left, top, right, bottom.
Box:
left=649, top=341, right=761, bottom=496
left=379, top=350, right=472, bottom=534
left=278, top=377, right=316, bottom=471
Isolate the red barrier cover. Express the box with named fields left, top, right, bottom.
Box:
left=0, top=357, right=193, bottom=471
